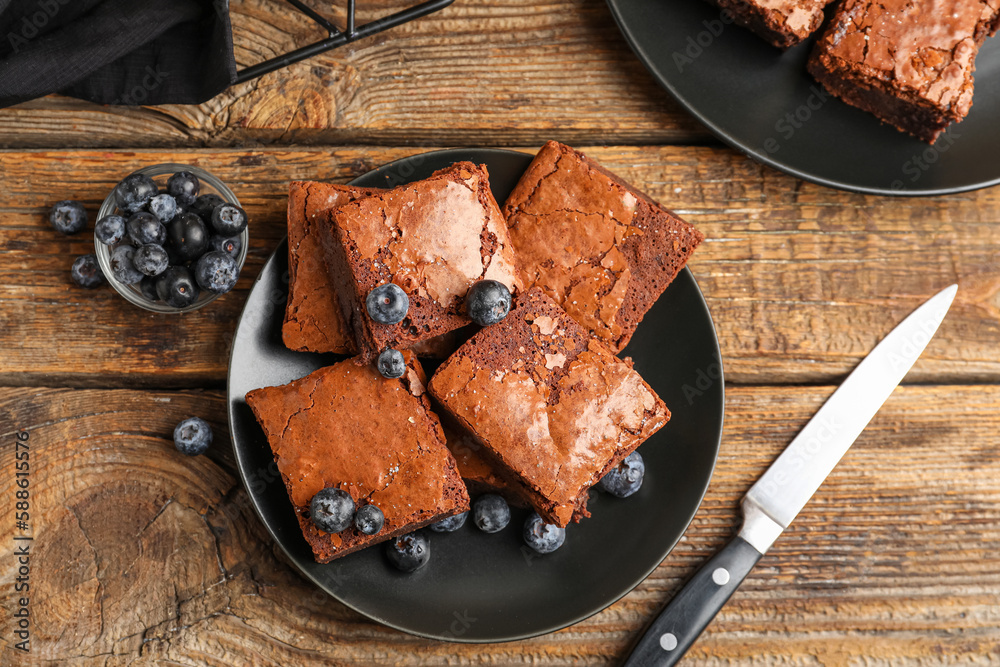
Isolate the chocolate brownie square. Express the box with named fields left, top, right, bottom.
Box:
left=808, top=0, right=1000, bottom=143
left=245, top=351, right=470, bottom=563
left=502, top=141, right=704, bottom=353
left=282, top=181, right=381, bottom=354
left=429, top=288, right=671, bottom=528
left=707, top=0, right=836, bottom=49
left=323, top=162, right=523, bottom=363
left=282, top=180, right=465, bottom=359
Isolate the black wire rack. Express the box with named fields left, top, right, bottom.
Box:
left=235, top=0, right=455, bottom=83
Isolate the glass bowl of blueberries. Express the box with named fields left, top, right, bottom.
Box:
left=94, top=164, right=249, bottom=313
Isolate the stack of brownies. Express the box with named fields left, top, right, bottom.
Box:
left=246, top=141, right=704, bottom=564
left=707, top=0, right=1000, bottom=143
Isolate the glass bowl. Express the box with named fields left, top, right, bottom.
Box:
left=94, top=163, right=248, bottom=313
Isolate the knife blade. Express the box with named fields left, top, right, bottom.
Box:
left=622, top=284, right=958, bottom=667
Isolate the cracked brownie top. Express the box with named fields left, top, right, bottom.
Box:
left=245, top=351, right=469, bottom=563
left=707, top=0, right=835, bottom=48
left=324, top=162, right=523, bottom=363
left=502, top=141, right=703, bottom=354
left=813, top=0, right=1000, bottom=116
left=428, top=288, right=670, bottom=528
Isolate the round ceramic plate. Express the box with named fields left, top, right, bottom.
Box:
left=606, top=0, right=1000, bottom=195
left=227, top=148, right=724, bottom=642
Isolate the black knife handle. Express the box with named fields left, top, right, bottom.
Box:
left=621, top=536, right=763, bottom=667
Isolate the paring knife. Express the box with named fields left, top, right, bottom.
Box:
left=623, top=284, right=958, bottom=667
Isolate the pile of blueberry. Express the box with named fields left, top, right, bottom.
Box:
left=95, top=170, right=247, bottom=308
left=368, top=279, right=513, bottom=379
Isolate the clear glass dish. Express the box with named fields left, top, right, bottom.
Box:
left=94, top=163, right=248, bottom=313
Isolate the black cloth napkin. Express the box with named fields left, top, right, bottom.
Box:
left=0, top=0, right=236, bottom=109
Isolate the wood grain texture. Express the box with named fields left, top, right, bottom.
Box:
left=1, top=146, right=998, bottom=387
left=1, top=385, right=997, bottom=665
left=0, top=0, right=709, bottom=149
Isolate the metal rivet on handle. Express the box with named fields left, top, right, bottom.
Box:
left=712, top=567, right=731, bottom=585
left=659, top=633, right=678, bottom=651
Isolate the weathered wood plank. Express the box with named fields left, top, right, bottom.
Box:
left=2, top=146, right=997, bottom=387
left=0, top=0, right=708, bottom=149
left=1, top=384, right=997, bottom=664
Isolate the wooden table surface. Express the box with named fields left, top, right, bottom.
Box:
left=2, top=0, right=999, bottom=665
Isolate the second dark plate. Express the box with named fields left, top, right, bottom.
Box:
left=227, top=148, right=724, bottom=642
left=607, top=0, right=1000, bottom=195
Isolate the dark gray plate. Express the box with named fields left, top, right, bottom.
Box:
left=606, top=0, right=1000, bottom=195
left=226, top=148, right=724, bottom=642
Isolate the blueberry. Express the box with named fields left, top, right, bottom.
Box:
left=465, top=280, right=512, bottom=326
left=210, top=203, right=248, bottom=236
left=109, top=245, right=144, bottom=285
left=127, top=211, right=166, bottom=246
left=385, top=531, right=430, bottom=573
left=70, top=254, right=104, bottom=289
left=598, top=451, right=645, bottom=498
left=147, top=194, right=178, bottom=223
left=523, top=512, right=566, bottom=554
left=473, top=494, right=510, bottom=533
left=139, top=275, right=160, bottom=301
left=114, top=173, right=158, bottom=214
left=354, top=504, right=385, bottom=535
left=190, top=193, right=225, bottom=222
left=208, top=234, right=241, bottom=259
left=429, top=511, right=468, bottom=533
left=167, top=171, right=200, bottom=205
left=194, top=251, right=239, bottom=294
left=165, top=212, right=210, bottom=263
left=94, top=214, right=126, bottom=245
left=310, top=487, right=354, bottom=534
left=173, top=416, right=212, bottom=456
left=155, top=266, right=200, bottom=308
left=377, top=348, right=406, bottom=379
left=49, top=200, right=88, bottom=235
left=133, top=244, right=169, bottom=277
left=366, top=283, right=409, bottom=325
